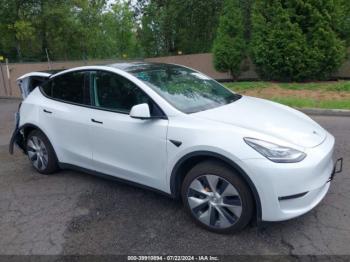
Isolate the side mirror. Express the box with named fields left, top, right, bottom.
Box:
left=129, top=103, right=151, bottom=119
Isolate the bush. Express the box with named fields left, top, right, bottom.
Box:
left=213, top=0, right=246, bottom=79
left=251, top=0, right=346, bottom=81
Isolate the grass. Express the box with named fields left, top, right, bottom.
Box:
left=224, top=81, right=270, bottom=91
left=270, top=97, right=350, bottom=109
left=279, top=81, right=350, bottom=92
left=224, top=81, right=350, bottom=92
left=223, top=81, right=350, bottom=109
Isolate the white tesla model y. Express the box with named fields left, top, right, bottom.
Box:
left=9, top=62, right=342, bottom=233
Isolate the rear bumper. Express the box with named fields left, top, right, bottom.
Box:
left=242, top=133, right=341, bottom=221
left=9, top=112, right=25, bottom=154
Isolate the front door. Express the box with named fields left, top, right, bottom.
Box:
left=87, top=70, right=169, bottom=192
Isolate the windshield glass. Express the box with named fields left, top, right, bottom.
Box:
left=129, top=65, right=241, bottom=113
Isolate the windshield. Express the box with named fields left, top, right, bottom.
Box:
left=129, top=65, right=241, bottom=113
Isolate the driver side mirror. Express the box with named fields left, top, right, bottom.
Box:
left=129, top=103, right=151, bottom=119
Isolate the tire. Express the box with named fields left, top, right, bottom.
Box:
left=26, top=129, right=59, bottom=174
left=181, top=160, right=254, bottom=234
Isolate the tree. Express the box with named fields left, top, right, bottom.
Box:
left=239, top=0, right=254, bottom=42
left=251, top=0, right=347, bottom=81
left=138, top=1, right=178, bottom=56
left=175, top=0, right=223, bottom=54
left=103, top=1, right=142, bottom=58
left=138, top=1, right=163, bottom=57
left=0, top=0, right=141, bottom=61
left=212, top=0, right=246, bottom=79
left=138, top=0, right=223, bottom=57
left=333, top=0, right=350, bottom=46
left=0, top=0, right=42, bottom=61
left=38, top=0, right=83, bottom=60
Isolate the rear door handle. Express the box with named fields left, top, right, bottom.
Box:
left=43, top=109, right=52, bottom=114
left=91, top=118, right=103, bottom=124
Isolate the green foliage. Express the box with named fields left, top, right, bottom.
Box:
left=0, top=0, right=141, bottom=61
left=239, top=0, right=254, bottom=42
left=0, top=0, right=221, bottom=60
left=224, top=81, right=350, bottom=109
left=224, top=81, right=269, bottom=91
left=213, top=0, right=246, bottom=79
left=175, top=0, right=223, bottom=54
left=270, top=97, right=350, bottom=109
left=225, top=80, right=350, bottom=92
left=334, top=0, right=350, bottom=45
left=138, top=0, right=223, bottom=57
left=0, top=0, right=349, bottom=85
left=251, top=0, right=347, bottom=81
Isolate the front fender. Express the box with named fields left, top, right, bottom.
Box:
left=168, top=149, right=263, bottom=224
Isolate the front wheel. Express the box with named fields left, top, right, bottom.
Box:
left=181, top=160, right=254, bottom=234
left=26, top=130, right=59, bottom=174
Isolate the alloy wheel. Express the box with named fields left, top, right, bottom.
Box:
left=186, top=174, right=242, bottom=229
left=27, top=136, right=48, bottom=171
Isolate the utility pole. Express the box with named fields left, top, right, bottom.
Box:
left=45, top=48, right=52, bottom=70
left=5, top=58, right=12, bottom=96
left=0, top=56, right=8, bottom=96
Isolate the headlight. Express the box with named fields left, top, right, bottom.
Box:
left=244, top=138, right=306, bottom=163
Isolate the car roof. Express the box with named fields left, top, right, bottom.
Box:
left=33, top=62, right=184, bottom=80
left=107, top=62, right=181, bottom=73
left=29, top=62, right=178, bottom=78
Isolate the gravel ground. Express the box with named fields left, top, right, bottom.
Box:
left=0, top=99, right=349, bottom=257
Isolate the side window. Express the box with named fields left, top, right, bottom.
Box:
left=29, top=77, right=47, bottom=93
left=50, top=71, right=90, bottom=105
left=41, top=80, right=53, bottom=97
left=91, top=71, right=152, bottom=113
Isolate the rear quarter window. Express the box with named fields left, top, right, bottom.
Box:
left=52, top=72, right=86, bottom=104
left=41, top=80, right=53, bottom=97
left=41, top=71, right=90, bottom=105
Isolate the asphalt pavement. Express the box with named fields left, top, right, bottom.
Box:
left=0, top=99, right=349, bottom=256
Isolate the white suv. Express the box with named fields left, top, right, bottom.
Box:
left=9, top=62, right=342, bottom=233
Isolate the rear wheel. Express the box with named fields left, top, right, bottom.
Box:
left=26, top=130, right=58, bottom=174
left=181, top=160, right=253, bottom=234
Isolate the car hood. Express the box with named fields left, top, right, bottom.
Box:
left=193, top=96, right=326, bottom=148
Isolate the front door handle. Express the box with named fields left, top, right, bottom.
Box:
left=43, top=109, right=52, bottom=114
left=91, top=118, right=103, bottom=124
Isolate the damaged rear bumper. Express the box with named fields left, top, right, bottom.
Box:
left=9, top=112, right=25, bottom=154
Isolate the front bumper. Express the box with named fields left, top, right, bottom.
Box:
left=242, top=133, right=342, bottom=222
left=328, top=157, right=343, bottom=182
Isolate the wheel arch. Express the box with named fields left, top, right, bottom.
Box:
left=170, top=151, right=262, bottom=223
left=15, top=123, right=52, bottom=154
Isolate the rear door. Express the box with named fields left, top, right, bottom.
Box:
left=39, top=71, right=94, bottom=169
